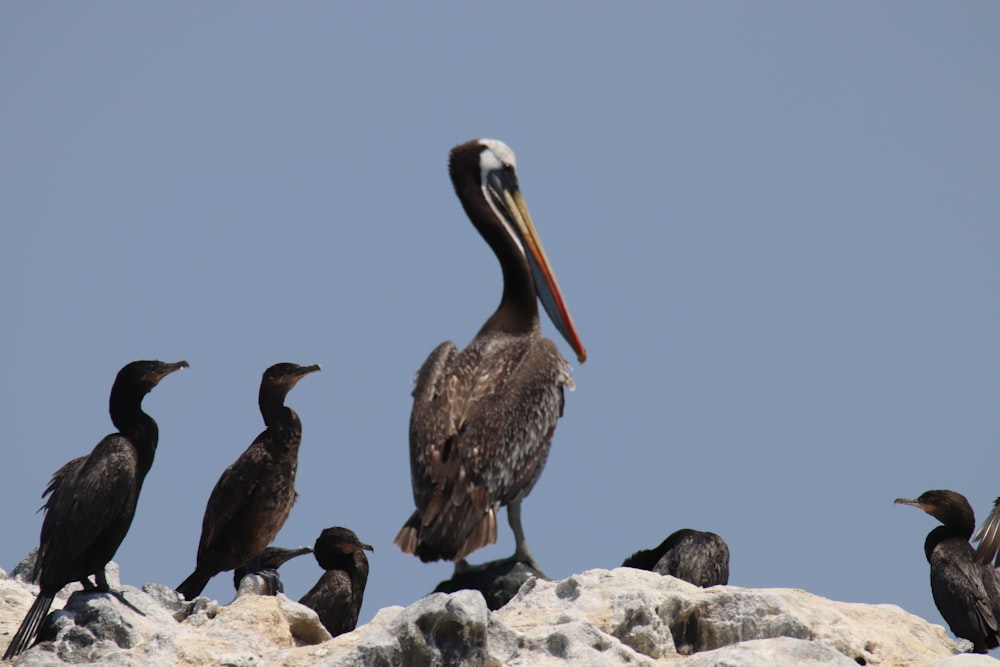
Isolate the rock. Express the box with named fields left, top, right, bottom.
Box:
left=277, top=594, right=333, bottom=646
left=3, top=564, right=998, bottom=666
left=140, top=583, right=186, bottom=615
left=433, top=560, right=544, bottom=610
left=930, top=657, right=1000, bottom=667
left=8, top=548, right=119, bottom=594
left=318, top=590, right=488, bottom=667
left=676, top=636, right=858, bottom=666
left=14, top=584, right=180, bottom=667
left=9, top=548, right=40, bottom=584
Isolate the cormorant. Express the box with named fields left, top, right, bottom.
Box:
left=299, top=527, right=373, bottom=637
left=3, top=359, right=188, bottom=660
left=175, top=362, right=319, bottom=601
left=895, top=490, right=1000, bottom=653
left=622, top=528, right=730, bottom=588
left=394, top=139, right=586, bottom=572
left=232, top=545, right=313, bottom=593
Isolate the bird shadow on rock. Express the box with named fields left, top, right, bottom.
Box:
left=432, top=560, right=546, bottom=611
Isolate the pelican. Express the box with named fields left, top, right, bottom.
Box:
left=394, top=139, right=586, bottom=572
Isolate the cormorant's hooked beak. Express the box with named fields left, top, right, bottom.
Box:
left=894, top=497, right=931, bottom=512
left=487, top=170, right=587, bottom=363
left=294, top=363, right=322, bottom=378
left=284, top=363, right=320, bottom=391
left=149, top=360, right=189, bottom=383
left=281, top=546, right=315, bottom=561
left=341, top=540, right=374, bottom=554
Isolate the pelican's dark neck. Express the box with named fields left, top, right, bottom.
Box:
left=109, top=387, right=159, bottom=473
left=484, top=234, right=540, bottom=336
left=450, top=152, right=538, bottom=337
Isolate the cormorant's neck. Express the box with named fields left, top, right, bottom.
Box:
left=924, top=521, right=975, bottom=562
left=451, top=151, right=539, bottom=338
left=259, top=386, right=294, bottom=427
left=351, top=551, right=370, bottom=596
left=259, top=389, right=302, bottom=455
left=317, top=550, right=366, bottom=574
left=939, top=505, right=977, bottom=540
left=109, top=388, right=159, bottom=473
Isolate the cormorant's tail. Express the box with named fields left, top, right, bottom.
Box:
left=4, top=591, right=55, bottom=660
left=175, top=570, right=212, bottom=601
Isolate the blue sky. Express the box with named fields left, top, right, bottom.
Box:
left=2, top=2, right=999, bottom=640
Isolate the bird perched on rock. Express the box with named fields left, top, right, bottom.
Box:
left=4, top=359, right=188, bottom=660
left=300, top=527, right=373, bottom=637
left=176, top=362, right=320, bottom=600
left=895, top=490, right=1000, bottom=653
left=232, top=545, right=313, bottom=595
left=622, top=528, right=730, bottom=588
left=395, top=139, right=586, bottom=574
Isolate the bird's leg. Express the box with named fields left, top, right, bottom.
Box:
left=507, top=500, right=546, bottom=577
left=79, top=575, right=99, bottom=592
left=94, top=568, right=110, bottom=593
left=450, top=501, right=547, bottom=577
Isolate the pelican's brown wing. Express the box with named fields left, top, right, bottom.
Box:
left=397, top=334, right=571, bottom=562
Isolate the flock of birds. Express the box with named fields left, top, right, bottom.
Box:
left=2, top=139, right=997, bottom=660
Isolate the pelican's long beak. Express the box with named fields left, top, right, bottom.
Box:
left=499, top=187, right=587, bottom=364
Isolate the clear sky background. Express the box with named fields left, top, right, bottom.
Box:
left=2, top=2, right=998, bottom=643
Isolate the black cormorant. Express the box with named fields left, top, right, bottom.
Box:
left=175, top=362, right=319, bottom=600
left=394, top=139, right=586, bottom=572
left=3, top=359, right=188, bottom=660
left=895, top=490, right=1000, bottom=653
left=299, top=527, right=373, bottom=637
left=622, top=528, right=730, bottom=587
left=232, top=545, right=313, bottom=593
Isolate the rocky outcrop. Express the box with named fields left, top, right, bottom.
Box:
left=2, top=564, right=998, bottom=666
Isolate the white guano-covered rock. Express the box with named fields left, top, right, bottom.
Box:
left=3, top=565, right=999, bottom=666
